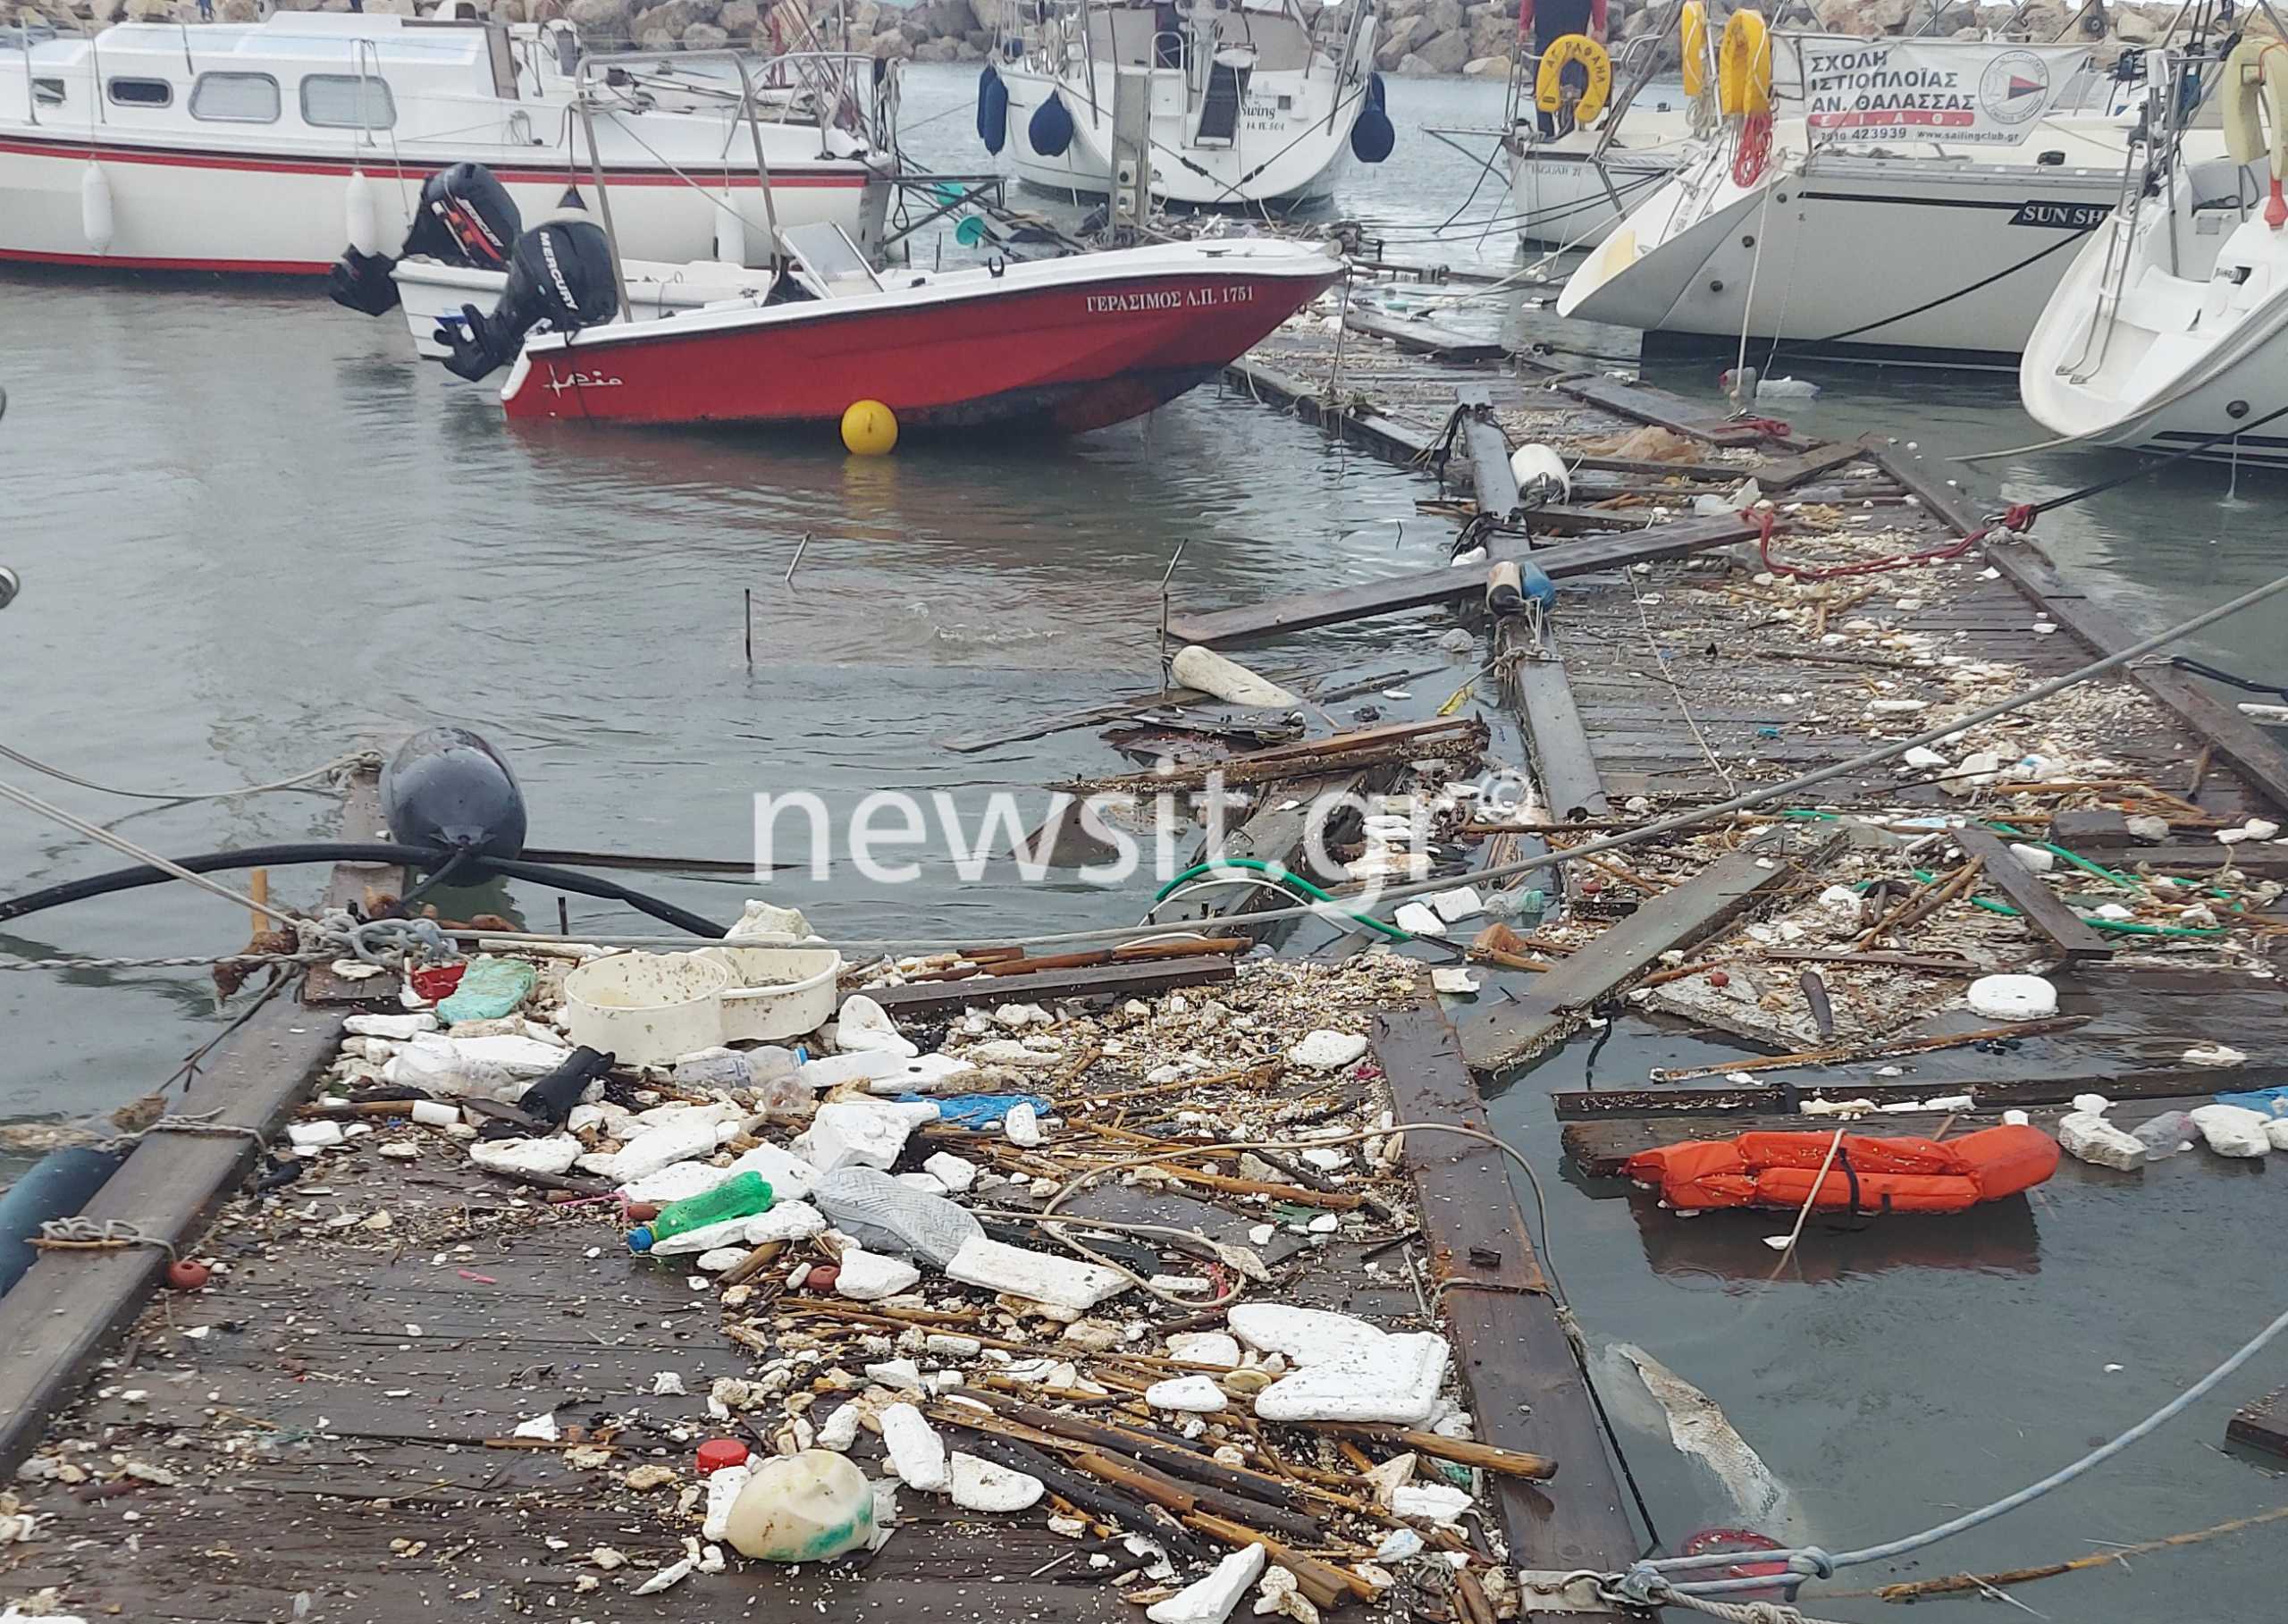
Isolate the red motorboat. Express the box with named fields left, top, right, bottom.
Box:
left=484, top=226, right=1342, bottom=435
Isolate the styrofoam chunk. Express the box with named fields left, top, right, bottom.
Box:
left=923, top=1151, right=980, bottom=1192
left=2057, top=1112, right=2144, bottom=1173
left=1145, top=1375, right=1228, bottom=1413
left=948, top=1452, right=1045, bottom=1512
left=721, top=1142, right=822, bottom=1200
left=469, top=1135, right=584, bottom=1176
left=1147, top=1542, right=1267, bottom=1624
left=1426, top=886, right=1485, bottom=924
left=1166, top=1332, right=1241, bottom=1368
left=2191, top=1104, right=2274, bottom=1158
left=879, top=1402, right=948, bottom=1492
left=1390, top=1482, right=1474, bottom=1524
left=1392, top=902, right=1447, bottom=937
left=835, top=1248, right=922, bottom=1301
left=796, top=1099, right=938, bottom=1173
left=1252, top=1333, right=1449, bottom=1425
left=1967, top=973, right=2057, bottom=1022
left=795, top=1049, right=912, bottom=1090
left=946, top=1234, right=1127, bottom=1312
left=1288, top=1031, right=1368, bottom=1072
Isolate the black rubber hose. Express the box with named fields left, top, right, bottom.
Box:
left=0, top=843, right=728, bottom=938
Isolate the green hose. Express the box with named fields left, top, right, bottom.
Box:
left=1907, top=868, right=2225, bottom=938
left=1152, top=859, right=1415, bottom=942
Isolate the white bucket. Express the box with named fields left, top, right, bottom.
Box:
left=561, top=952, right=732, bottom=1065
left=698, top=945, right=844, bottom=1043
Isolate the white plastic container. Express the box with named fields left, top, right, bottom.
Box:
left=697, top=945, right=843, bottom=1042
left=560, top=952, right=731, bottom=1065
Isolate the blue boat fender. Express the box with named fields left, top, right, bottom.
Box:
left=380, top=727, right=528, bottom=862
left=1351, top=88, right=1395, bottom=164
left=977, top=64, right=1009, bottom=155
left=0, top=1144, right=129, bottom=1298
left=1028, top=91, right=1074, bottom=158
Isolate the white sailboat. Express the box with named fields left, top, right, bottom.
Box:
left=1557, top=14, right=2195, bottom=363
left=0, top=13, right=894, bottom=274
left=977, top=0, right=1387, bottom=208
left=2022, top=33, right=2288, bottom=465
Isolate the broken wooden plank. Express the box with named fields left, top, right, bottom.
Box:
left=1459, top=825, right=1846, bottom=1074
left=1752, top=439, right=1872, bottom=493
left=1375, top=1005, right=1635, bottom=1604
left=1221, top=358, right=1439, bottom=464
left=1952, top=827, right=2113, bottom=961
left=868, top=955, right=1236, bottom=1019
left=1547, top=373, right=1764, bottom=446
left=1165, top=512, right=1762, bottom=647
left=1342, top=307, right=1508, bottom=362
left=1061, top=717, right=1487, bottom=795
left=2227, top=1385, right=2288, bottom=1461
left=1551, top=1066, right=2271, bottom=1119
left=303, top=766, right=406, bottom=1007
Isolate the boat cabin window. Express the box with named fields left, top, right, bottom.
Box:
left=299, top=74, right=397, bottom=131
left=190, top=72, right=282, bottom=124
left=32, top=78, right=63, bottom=107
left=106, top=77, right=172, bottom=109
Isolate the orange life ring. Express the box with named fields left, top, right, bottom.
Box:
left=1623, top=1125, right=2060, bottom=1215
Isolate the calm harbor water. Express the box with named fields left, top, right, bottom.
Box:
left=2, top=66, right=2282, bottom=1618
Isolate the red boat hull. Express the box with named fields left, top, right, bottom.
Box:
left=500, top=265, right=1340, bottom=433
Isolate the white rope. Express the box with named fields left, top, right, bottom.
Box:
left=0, top=777, right=300, bottom=927
left=0, top=745, right=375, bottom=804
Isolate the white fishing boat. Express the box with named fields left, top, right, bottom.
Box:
left=1558, top=16, right=2196, bottom=363
left=0, top=13, right=894, bottom=274
left=2022, top=36, right=2288, bottom=466
left=976, top=0, right=1386, bottom=209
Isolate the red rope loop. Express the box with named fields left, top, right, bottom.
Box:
left=1750, top=505, right=1993, bottom=583
left=1733, top=111, right=1773, bottom=188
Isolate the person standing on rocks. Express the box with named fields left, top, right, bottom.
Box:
left=1519, top=0, right=1607, bottom=135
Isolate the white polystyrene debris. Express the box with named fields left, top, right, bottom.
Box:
left=1229, top=1304, right=1384, bottom=1362
left=835, top=1248, right=923, bottom=1300
left=795, top=1048, right=911, bottom=1091
left=948, top=1452, right=1045, bottom=1512
left=1939, top=752, right=2000, bottom=796
left=1900, top=745, right=1948, bottom=770
left=1232, top=1305, right=1449, bottom=1426
left=869, top=1051, right=982, bottom=1095
left=632, top=1557, right=694, bottom=1595
left=946, top=1234, right=1127, bottom=1312
left=1389, top=1483, right=1474, bottom=1524
left=2191, top=1104, right=2273, bottom=1158
left=1167, top=1332, right=1241, bottom=1368
left=1146, top=1542, right=1268, bottom=1624
left=511, top=1411, right=559, bottom=1442
left=2006, top=843, right=2057, bottom=872
left=1288, top=1031, right=1368, bottom=1072
left=2183, top=1043, right=2250, bottom=1068
left=865, top=1359, right=923, bottom=1390
left=815, top=1402, right=863, bottom=1452
left=727, top=899, right=812, bottom=941
left=285, top=1121, right=345, bottom=1151
left=2057, top=1112, right=2145, bottom=1173
left=797, top=1099, right=938, bottom=1173
left=409, top=1099, right=458, bottom=1128
left=837, top=993, right=918, bottom=1058
left=1375, top=1527, right=1425, bottom=1561
left=1170, top=644, right=1300, bottom=709
left=1392, top=902, right=1447, bottom=937
left=2003, top=1109, right=2031, bottom=1127
left=879, top=1402, right=948, bottom=1492
left=2249, top=819, right=2283, bottom=840
left=694, top=1245, right=751, bottom=1272
left=923, top=1151, right=980, bottom=1192
left=618, top=1160, right=732, bottom=1206
left=1966, top=973, right=2057, bottom=1022
left=2092, top=903, right=2134, bottom=921
left=1426, top=886, right=1485, bottom=924
left=1430, top=967, right=1481, bottom=995
left=1004, top=1102, right=1044, bottom=1148
left=344, top=1013, right=437, bottom=1039
left=649, top=1200, right=824, bottom=1258
left=581, top=1116, right=730, bottom=1182
left=1145, top=1375, right=1228, bottom=1413
left=701, top=1462, right=753, bottom=1542
left=469, top=1134, right=584, bottom=1176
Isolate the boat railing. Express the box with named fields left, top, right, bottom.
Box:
left=2061, top=54, right=2197, bottom=383
left=574, top=46, right=783, bottom=322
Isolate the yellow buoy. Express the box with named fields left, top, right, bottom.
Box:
left=1719, top=9, right=1773, bottom=119
left=1679, top=1, right=1710, bottom=100
left=840, top=400, right=898, bottom=456
left=1534, top=34, right=1613, bottom=126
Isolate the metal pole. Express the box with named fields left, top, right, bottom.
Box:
left=574, top=72, right=633, bottom=321
left=733, top=54, right=779, bottom=257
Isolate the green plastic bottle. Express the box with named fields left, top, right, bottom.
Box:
left=627, top=1171, right=774, bottom=1253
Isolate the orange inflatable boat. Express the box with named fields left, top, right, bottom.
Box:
left=1623, top=1125, right=2059, bottom=1215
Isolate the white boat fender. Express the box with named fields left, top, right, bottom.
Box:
left=712, top=199, right=746, bottom=267
left=346, top=169, right=383, bottom=258
left=1169, top=644, right=1300, bottom=708
left=80, top=162, right=114, bottom=255
left=1508, top=442, right=1570, bottom=503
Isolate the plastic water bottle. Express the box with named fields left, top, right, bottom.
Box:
left=627, top=1170, right=774, bottom=1252
left=2130, top=1110, right=2198, bottom=1161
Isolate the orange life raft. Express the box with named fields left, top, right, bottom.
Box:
left=1624, top=1125, right=2059, bottom=1215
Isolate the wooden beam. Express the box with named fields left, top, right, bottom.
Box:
left=1752, top=439, right=1873, bottom=492
left=1550, top=1064, right=2283, bottom=1119
left=1375, top=1006, right=1635, bottom=1605
left=1546, top=373, right=1764, bottom=446
left=2228, top=1385, right=2288, bottom=1461
left=1459, top=825, right=1846, bottom=1074
left=1342, top=307, right=1508, bottom=362
left=868, top=955, right=1238, bottom=1019
left=1164, top=512, right=1762, bottom=647
left=1950, top=827, right=2112, bottom=960
left=1220, top=358, right=1439, bottom=464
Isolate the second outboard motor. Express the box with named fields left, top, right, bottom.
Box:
left=440, top=208, right=618, bottom=381
left=381, top=728, right=529, bottom=863
left=330, top=163, right=523, bottom=317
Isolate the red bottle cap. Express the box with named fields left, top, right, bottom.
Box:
left=694, top=1438, right=750, bottom=1477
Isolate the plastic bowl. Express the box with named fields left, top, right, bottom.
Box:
left=561, top=951, right=732, bottom=1065
left=698, top=945, right=844, bottom=1042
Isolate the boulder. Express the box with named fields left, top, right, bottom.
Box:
left=122, top=0, right=179, bottom=19
left=630, top=0, right=718, bottom=37
left=1463, top=53, right=1512, bottom=77
left=565, top=0, right=632, bottom=30
left=1409, top=26, right=1472, bottom=72
left=869, top=28, right=914, bottom=59
left=917, top=0, right=976, bottom=35
left=683, top=18, right=726, bottom=46
left=1375, top=13, right=1426, bottom=67
left=1383, top=0, right=1426, bottom=16
left=916, top=36, right=963, bottom=60
left=719, top=0, right=760, bottom=32
left=1466, top=8, right=1511, bottom=58
left=2113, top=4, right=2166, bottom=41
left=1424, top=0, right=1464, bottom=32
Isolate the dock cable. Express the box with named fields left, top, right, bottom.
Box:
left=1602, top=1296, right=2288, bottom=1606
left=0, top=744, right=377, bottom=804
left=2165, top=653, right=2288, bottom=703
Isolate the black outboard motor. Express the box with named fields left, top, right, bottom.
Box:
left=328, top=163, right=523, bottom=318
left=440, top=207, right=618, bottom=381
left=381, top=728, right=529, bottom=863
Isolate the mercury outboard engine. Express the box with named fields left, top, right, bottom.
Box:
left=439, top=206, right=618, bottom=381
left=380, top=728, right=528, bottom=863
left=328, top=163, right=522, bottom=317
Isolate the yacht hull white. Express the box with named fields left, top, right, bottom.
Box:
left=1508, top=105, right=1690, bottom=250
left=2023, top=159, right=2288, bottom=465
left=0, top=18, right=891, bottom=273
